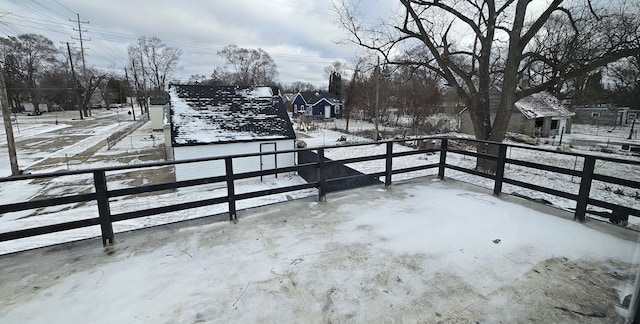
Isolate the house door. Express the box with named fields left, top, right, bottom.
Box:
left=260, top=143, right=277, bottom=180
left=324, top=105, right=331, bottom=119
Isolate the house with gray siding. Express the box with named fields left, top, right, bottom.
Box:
left=571, top=106, right=639, bottom=126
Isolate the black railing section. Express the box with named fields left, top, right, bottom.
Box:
left=1, top=137, right=639, bottom=247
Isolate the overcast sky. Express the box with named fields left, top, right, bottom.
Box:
left=1, top=0, right=397, bottom=88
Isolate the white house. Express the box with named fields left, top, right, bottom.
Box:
left=168, top=84, right=296, bottom=182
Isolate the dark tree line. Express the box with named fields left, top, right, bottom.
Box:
left=0, top=33, right=129, bottom=118
left=338, top=56, right=445, bottom=138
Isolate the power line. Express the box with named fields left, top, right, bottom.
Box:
left=31, top=0, right=73, bottom=21
left=2, top=1, right=347, bottom=81
left=70, top=13, right=90, bottom=84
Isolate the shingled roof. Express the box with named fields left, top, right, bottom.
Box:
left=169, top=85, right=295, bottom=146
left=515, top=91, right=574, bottom=119
left=298, top=91, right=341, bottom=105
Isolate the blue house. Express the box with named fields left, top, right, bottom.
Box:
left=291, top=91, right=342, bottom=119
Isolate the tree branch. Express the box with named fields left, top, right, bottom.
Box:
left=409, top=0, right=485, bottom=41
left=520, top=0, right=564, bottom=49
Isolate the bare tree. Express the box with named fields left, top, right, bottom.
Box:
left=324, top=60, right=346, bottom=78
left=79, top=68, right=107, bottom=117
left=343, top=58, right=364, bottom=133
left=213, top=45, right=278, bottom=86
left=188, top=74, right=209, bottom=84
left=285, top=81, right=317, bottom=92
left=0, top=34, right=58, bottom=114
left=138, top=36, right=182, bottom=91
left=608, top=55, right=640, bottom=110
left=392, top=65, right=444, bottom=134
left=127, top=45, right=146, bottom=115
left=336, top=0, right=640, bottom=171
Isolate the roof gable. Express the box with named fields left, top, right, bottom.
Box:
left=170, top=85, right=295, bottom=145
left=312, top=97, right=341, bottom=107
left=298, top=91, right=340, bottom=105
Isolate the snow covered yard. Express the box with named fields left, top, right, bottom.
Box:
left=1, top=112, right=640, bottom=322
left=0, top=179, right=638, bottom=323
left=299, top=121, right=640, bottom=226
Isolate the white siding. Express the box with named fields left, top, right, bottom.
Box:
left=150, top=106, right=165, bottom=130
left=174, top=139, right=295, bottom=182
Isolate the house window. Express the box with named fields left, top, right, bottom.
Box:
left=591, top=112, right=601, bottom=117
left=535, top=117, right=544, bottom=128
left=551, top=119, right=558, bottom=130
left=294, top=104, right=298, bottom=112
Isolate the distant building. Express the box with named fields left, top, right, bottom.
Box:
left=459, top=90, right=574, bottom=138
left=291, top=91, right=342, bottom=119
left=166, top=84, right=296, bottom=182
left=571, top=106, right=639, bottom=126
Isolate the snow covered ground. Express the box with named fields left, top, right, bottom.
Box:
left=0, top=110, right=316, bottom=255
left=0, top=179, right=638, bottom=323
left=1, top=112, right=640, bottom=322
left=299, top=119, right=640, bottom=223
left=0, top=112, right=639, bottom=253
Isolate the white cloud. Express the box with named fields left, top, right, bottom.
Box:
left=2, top=0, right=398, bottom=87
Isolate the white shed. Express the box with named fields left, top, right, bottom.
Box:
left=169, top=85, right=296, bottom=182
left=149, top=105, right=165, bottom=130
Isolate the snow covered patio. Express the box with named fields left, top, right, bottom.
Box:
left=0, top=177, right=639, bottom=323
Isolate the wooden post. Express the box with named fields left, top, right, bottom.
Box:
left=385, top=141, right=393, bottom=188
left=225, top=157, right=237, bottom=222
left=317, top=148, right=326, bottom=203
left=575, top=156, right=595, bottom=222
left=493, top=144, right=507, bottom=196
left=438, top=138, right=448, bottom=180
left=93, top=171, right=114, bottom=246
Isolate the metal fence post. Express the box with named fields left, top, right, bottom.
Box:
left=225, top=157, right=237, bottom=222
left=385, top=141, right=393, bottom=188
left=317, top=148, right=327, bottom=203
left=438, top=138, right=448, bottom=180
left=575, top=156, right=595, bottom=222
left=93, top=170, right=114, bottom=246
left=493, top=144, right=507, bottom=196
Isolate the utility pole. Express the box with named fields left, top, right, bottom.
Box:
left=70, top=13, right=90, bottom=116
left=130, top=58, right=144, bottom=116
left=124, top=67, right=136, bottom=121
left=66, top=42, right=84, bottom=120
left=374, top=56, right=380, bottom=141
left=139, top=47, right=149, bottom=119
left=0, top=69, right=20, bottom=176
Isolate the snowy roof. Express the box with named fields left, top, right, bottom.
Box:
left=169, top=85, right=295, bottom=145
left=298, top=91, right=341, bottom=105
left=515, top=92, right=574, bottom=119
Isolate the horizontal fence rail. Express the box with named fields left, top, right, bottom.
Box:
left=0, top=136, right=639, bottom=248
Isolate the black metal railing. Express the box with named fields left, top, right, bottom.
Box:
left=1, top=136, right=639, bottom=248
